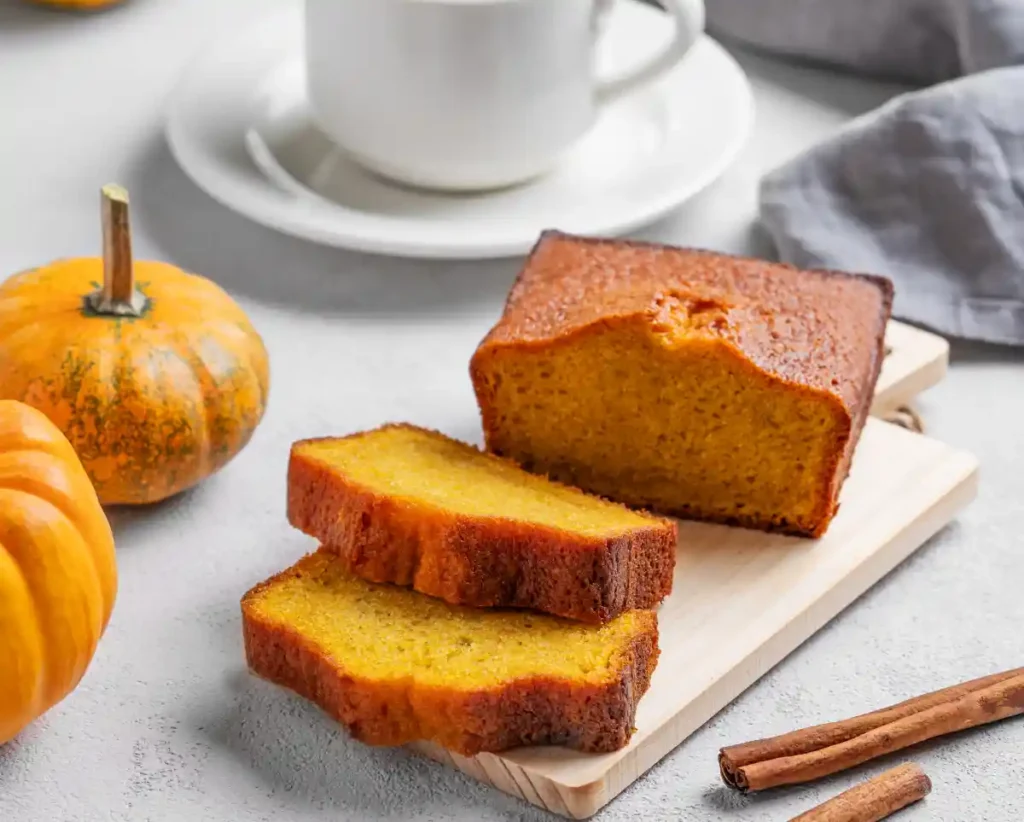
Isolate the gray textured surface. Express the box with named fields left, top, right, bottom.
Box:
left=1, top=1, right=1022, bottom=820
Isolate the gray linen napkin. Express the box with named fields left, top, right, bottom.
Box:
left=707, top=0, right=1024, bottom=84
left=704, top=0, right=1024, bottom=345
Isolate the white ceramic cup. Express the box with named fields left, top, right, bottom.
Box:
left=305, top=0, right=706, bottom=192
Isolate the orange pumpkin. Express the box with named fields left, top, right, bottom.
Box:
left=0, top=400, right=117, bottom=744
left=0, top=185, right=270, bottom=505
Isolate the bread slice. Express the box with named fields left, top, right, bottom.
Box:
left=470, top=232, right=893, bottom=537
left=288, top=424, right=677, bottom=623
left=241, top=550, right=659, bottom=755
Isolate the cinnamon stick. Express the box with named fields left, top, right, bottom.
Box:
left=788, top=764, right=931, bottom=822
left=720, top=667, right=1024, bottom=792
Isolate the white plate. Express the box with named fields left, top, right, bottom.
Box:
left=166, top=1, right=754, bottom=259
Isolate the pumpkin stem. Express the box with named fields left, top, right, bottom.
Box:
left=85, top=184, right=146, bottom=318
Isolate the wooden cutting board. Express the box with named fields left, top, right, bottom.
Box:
left=872, top=320, right=949, bottom=417
left=413, top=321, right=976, bottom=819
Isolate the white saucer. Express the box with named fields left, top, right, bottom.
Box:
left=166, top=1, right=754, bottom=259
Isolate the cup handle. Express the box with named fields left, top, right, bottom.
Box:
left=595, top=0, right=705, bottom=104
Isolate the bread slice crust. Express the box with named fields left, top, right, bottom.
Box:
left=241, top=553, right=660, bottom=755
left=288, top=425, right=678, bottom=623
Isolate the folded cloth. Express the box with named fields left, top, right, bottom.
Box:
left=704, top=0, right=1024, bottom=345
left=707, top=0, right=1024, bottom=84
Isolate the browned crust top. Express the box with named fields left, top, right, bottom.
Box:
left=476, top=231, right=894, bottom=411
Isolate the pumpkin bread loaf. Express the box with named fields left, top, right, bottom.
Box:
left=470, top=232, right=894, bottom=538
left=241, top=550, right=659, bottom=755
left=288, top=424, right=677, bottom=623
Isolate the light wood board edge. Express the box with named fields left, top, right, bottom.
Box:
left=872, top=321, right=949, bottom=416
left=412, top=445, right=979, bottom=819
left=414, top=744, right=586, bottom=818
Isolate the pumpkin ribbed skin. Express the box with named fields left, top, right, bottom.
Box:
left=0, top=259, right=270, bottom=505
left=0, top=400, right=117, bottom=745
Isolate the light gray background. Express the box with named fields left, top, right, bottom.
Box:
left=1, top=1, right=1022, bottom=820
